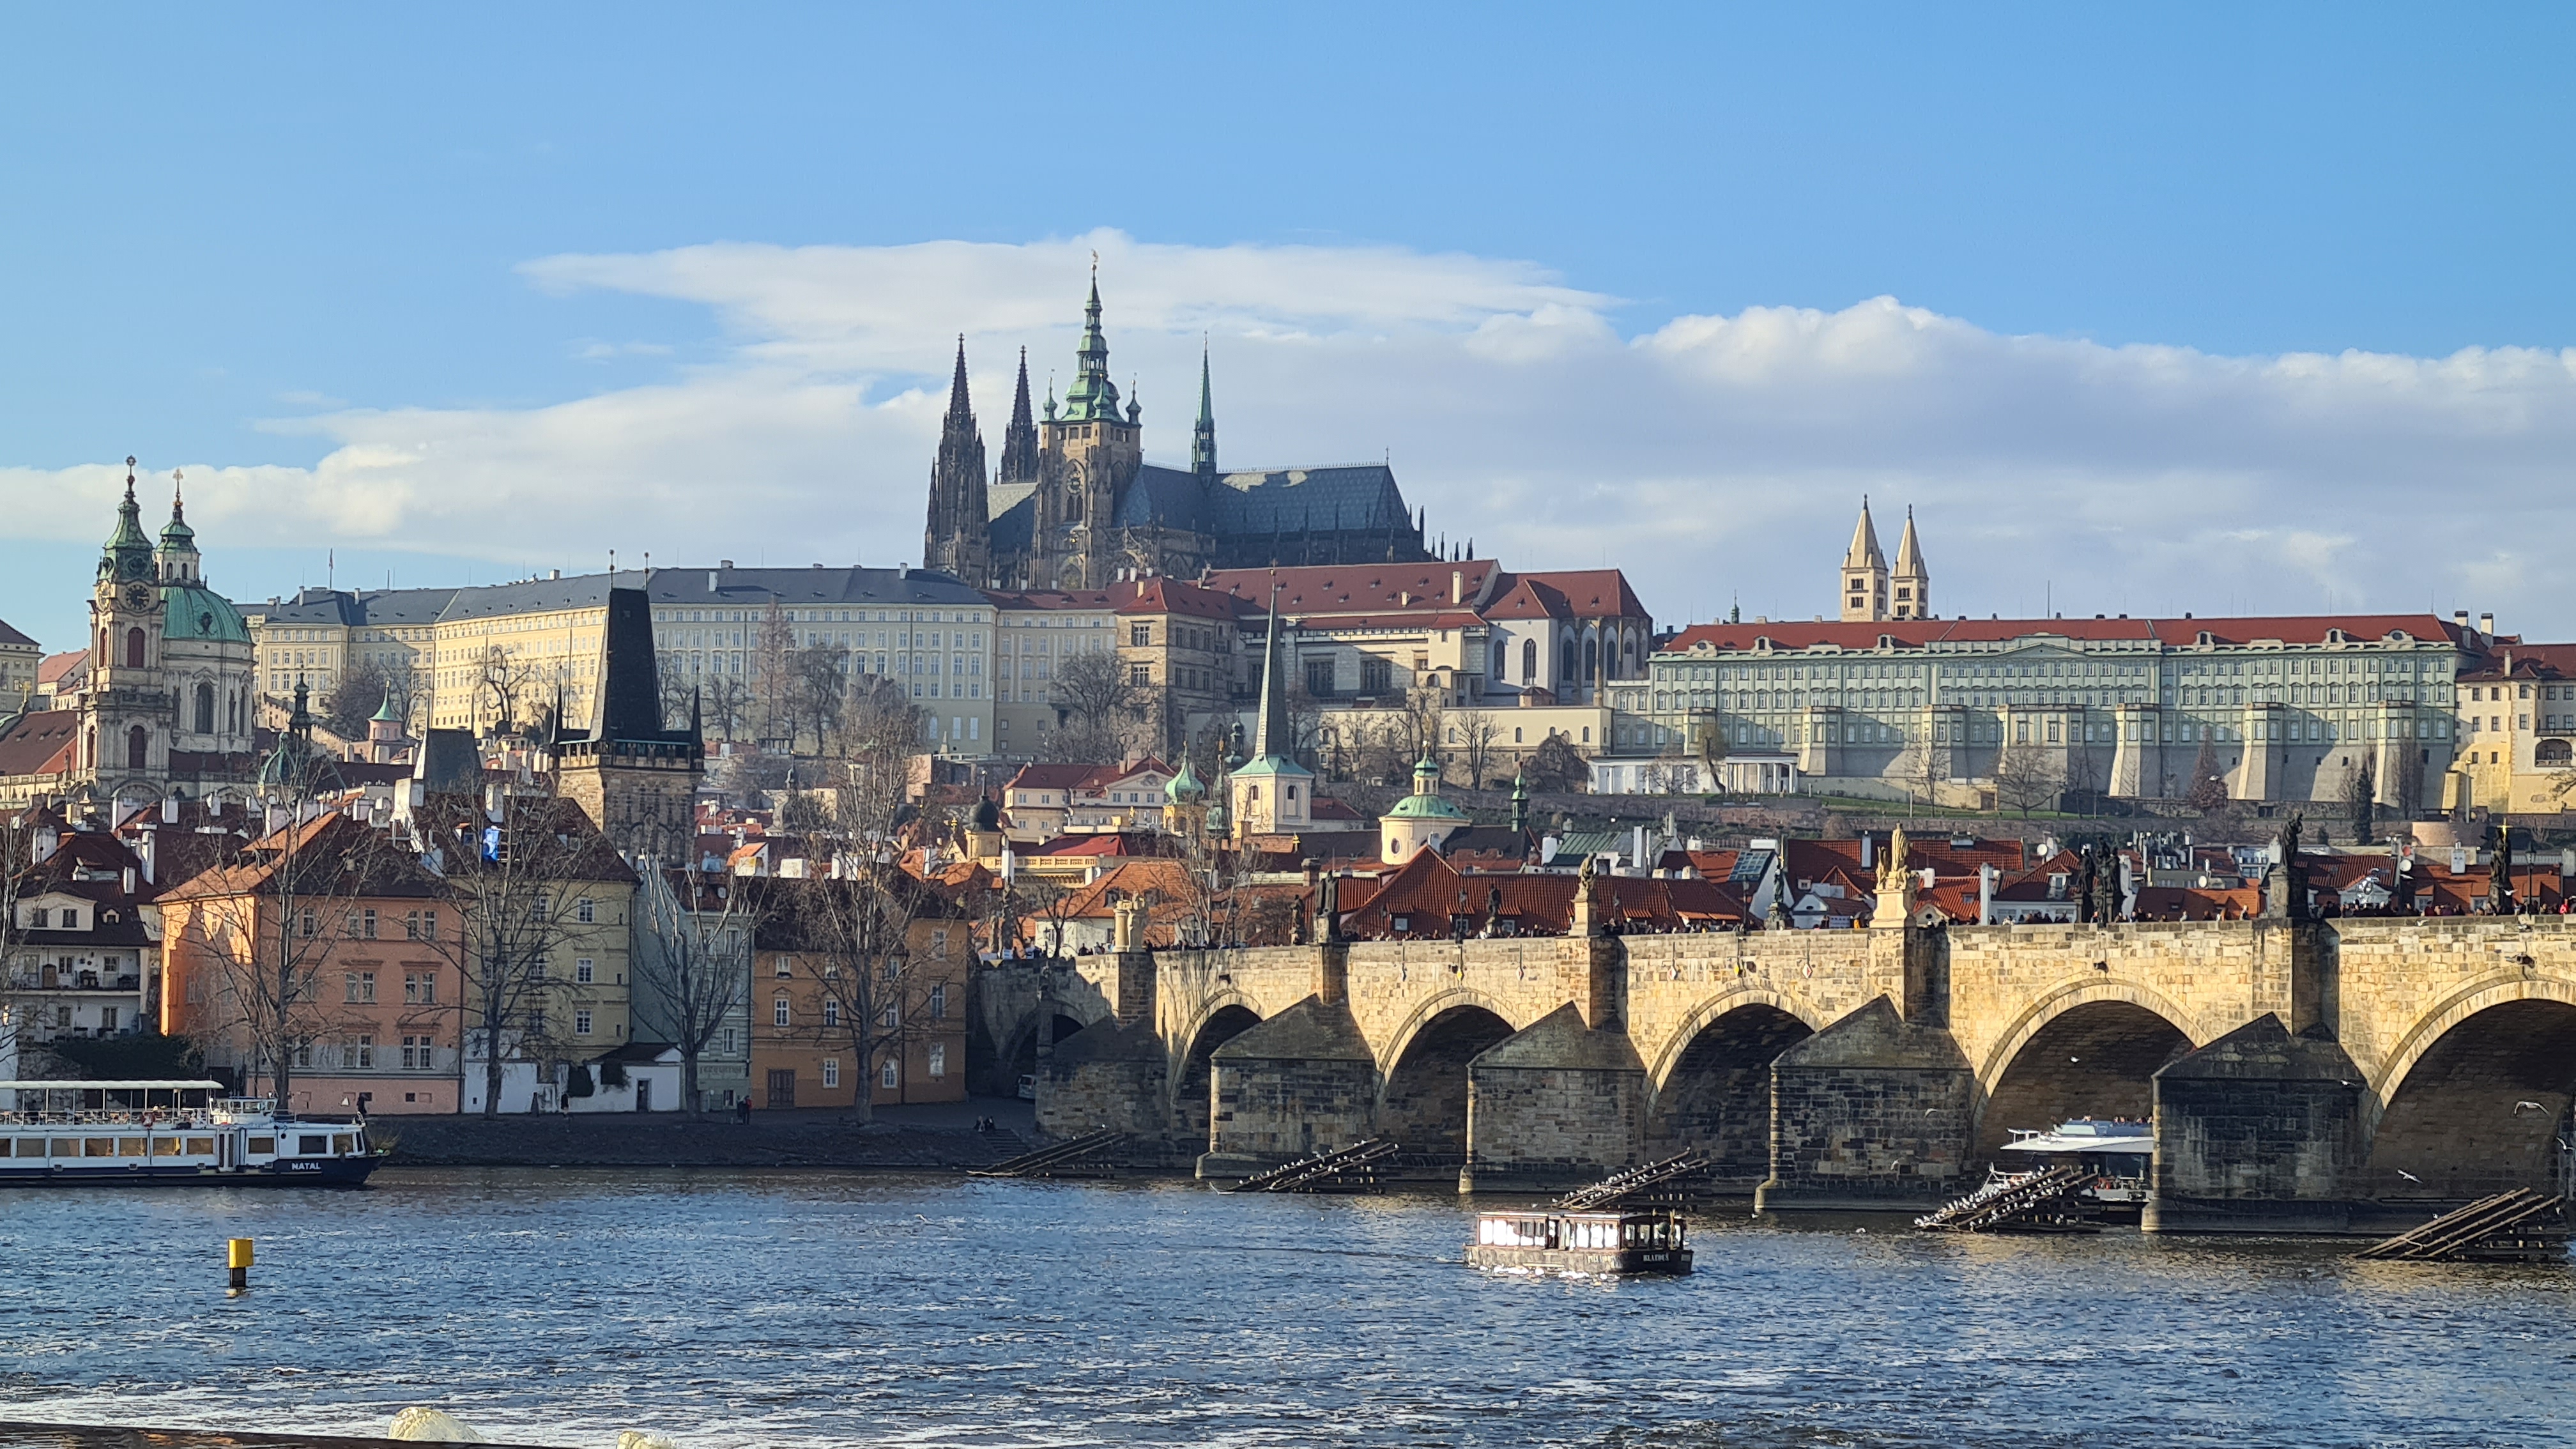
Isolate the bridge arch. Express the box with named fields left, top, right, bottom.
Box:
left=1372, top=986, right=1530, bottom=1080
left=1974, top=982, right=2197, bottom=1163
left=2363, top=973, right=2576, bottom=1199
left=1643, top=986, right=1830, bottom=1091
left=1172, top=999, right=1266, bottom=1151
left=1376, top=999, right=1519, bottom=1161
left=1644, top=995, right=1818, bottom=1181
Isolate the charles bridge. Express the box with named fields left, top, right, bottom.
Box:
left=980, top=891, right=2576, bottom=1232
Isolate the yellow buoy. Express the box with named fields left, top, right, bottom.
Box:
left=227, top=1238, right=253, bottom=1292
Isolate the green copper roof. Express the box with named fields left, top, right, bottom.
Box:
left=162, top=585, right=251, bottom=643
left=1056, top=275, right=1125, bottom=422
left=158, top=489, right=196, bottom=549
left=1165, top=758, right=1206, bottom=802
left=1384, top=792, right=1469, bottom=821
left=99, top=475, right=153, bottom=581
left=371, top=694, right=404, bottom=723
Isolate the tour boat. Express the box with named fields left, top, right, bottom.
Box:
left=1466, top=1208, right=1692, bottom=1275
left=0, top=1079, right=384, bottom=1186
left=1995, top=1117, right=2154, bottom=1220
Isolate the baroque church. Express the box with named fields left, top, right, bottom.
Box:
left=0, top=463, right=259, bottom=808
left=922, top=273, right=1435, bottom=590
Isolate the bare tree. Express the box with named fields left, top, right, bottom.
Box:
left=0, top=816, right=44, bottom=1079
left=1522, top=731, right=1586, bottom=793
left=1454, top=712, right=1504, bottom=791
left=631, top=863, right=757, bottom=1116
left=1052, top=648, right=1143, bottom=755
left=654, top=652, right=698, bottom=736
left=752, top=599, right=797, bottom=748
left=1992, top=737, right=2063, bottom=818
left=703, top=673, right=755, bottom=744
left=2391, top=744, right=2427, bottom=820
left=791, top=644, right=849, bottom=754
left=475, top=645, right=541, bottom=735
left=409, top=793, right=631, bottom=1118
left=321, top=656, right=418, bottom=742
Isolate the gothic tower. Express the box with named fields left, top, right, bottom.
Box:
left=86, top=460, right=174, bottom=793
left=1839, top=498, right=1890, bottom=623
left=922, top=337, right=992, bottom=585
left=1889, top=507, right=1929, bottom=620
left=1191, top=342, right=1217, bottom=482
left=997, top=346, right=1039, bottom=489
left=1034, top=268, right=1142, bottom=589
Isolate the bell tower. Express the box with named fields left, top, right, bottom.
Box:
left=1839, top=498, right=1890, bottom=623
left=1889, top=507, right=1930, bottom=620
left=86, top=457, right=174, bottom=790
left=1034, top=262, right=1142, bottom=589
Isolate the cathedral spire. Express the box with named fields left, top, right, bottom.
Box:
left=1192, top=339, right=1217, bottom=479
left=100, top=455, right=152, bottom=581
left=1059, top=264, right=1123, bottom=422
left=1252, top=581, right=1291, bottom=761
left=997, top=346, right=1038, bottom=484
left=944, top=334, right=972, bottom=422
left=923, top=335, right=991, bottom=585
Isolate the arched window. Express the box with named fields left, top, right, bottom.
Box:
left=1522, top=638, right=1537, bottom=682
left=2540, top=739, right=2573, bottom=767
left=1559, top=635, right=1577, bottom=681
left=194, top=683, right=215, bottom=735
left=126, top=726, right=148, bottom=770
left=125, top=628, right=145, bottom=668
left=1583, top=637, right=1598, bottom=680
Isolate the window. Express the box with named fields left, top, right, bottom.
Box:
left=528, top=1009, right=546, bottom=1036
left=824, top=998, right=841, bottom=1027
left=344, top=971, right=376, bottom=1004
left=126, top=725, right=148, bottom=770
left=26, top=907, right=45, bottom=928
left=880, top=1058, right=899, bottom=1090
left=1130, top=663, right=1151, bottom=687
left=1305, top=659, right=1336, bottom=698
left=350, top=1036, right=375, bottom=1070
left=125, top=627, right=145, bottom=668
left=775, top=954, right=792, bottom=977
left=928, top=1043, right=947, bottom=1079
left=404, top=972, right=436, bottom=1005
left=292, top=1039, right=314, bottom=1070
left=931, top=928, right=949, bottom=955
left=1131, top=624, right=1151, bottom=647
left=880, top=1004, right=898, bottom=1029
left=774, top=995, right=791, bottom=1028
left=822, top=1059, right=841, bottom=1089
left=1361, top=657, right=1392, bottom=695
left=576, top=897, right=595, bottom=924
left=574, top=958, right=594, bottom=984
left=929, top=984, right=947, bottom=1020
left=361, top=908, right=378, bottom=940
left=531, top=896, right=549, bottom=922
left=406, top=909, right=438, bottom=941
left=574, top=1010, right=593, bottom=1036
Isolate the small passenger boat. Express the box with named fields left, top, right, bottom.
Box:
left=1995, top=1117, right=2154, bottom=1221
left=1466, top=1208, right=1692, bottom=1275
left=0, top=1079, right=383, bottom=1187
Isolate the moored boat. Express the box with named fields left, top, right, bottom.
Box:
left=1996, top=1117, right=2152, bottom=1222
left=0, top=1079, right=383, bottom=1186
left=1466, top=1208, right=1692, bottom=1275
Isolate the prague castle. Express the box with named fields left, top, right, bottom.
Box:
left=923, top=272, right=1436, bottom=591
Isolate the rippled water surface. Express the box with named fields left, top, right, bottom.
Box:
left=1, top=1168, right=2571, bottom=1448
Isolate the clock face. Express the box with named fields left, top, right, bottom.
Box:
left=126, top=585, right=151, bottom=608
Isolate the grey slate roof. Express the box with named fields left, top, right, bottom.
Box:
left=1207, top=465, right=1409, bottom=535
left=432, top=566, right=991, bottom=625
left=259, top=586, right=460, bottom=627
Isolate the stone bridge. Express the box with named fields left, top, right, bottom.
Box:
left=1004, top=914, right=2576, bottom=1232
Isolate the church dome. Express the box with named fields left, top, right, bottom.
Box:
left=1166, top=759, right=1206, bottom=804
left=160, top=584, right=250, bottom=643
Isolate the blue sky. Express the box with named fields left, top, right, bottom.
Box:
left=2, top=5, right=2572, bottom=650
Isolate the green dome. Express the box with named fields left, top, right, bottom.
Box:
left=160, top=585, right=250, bottom=643
left=1166, top=759, right=1206, bottom=804
left=1384, top=792, right=1470, bottom=822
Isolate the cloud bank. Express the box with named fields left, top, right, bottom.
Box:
left=10, top=228, right=2573, bottom=639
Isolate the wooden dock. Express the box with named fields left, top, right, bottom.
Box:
left=2356, top=1189, right=2570, bottom=1262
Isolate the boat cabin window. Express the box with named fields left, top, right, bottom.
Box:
left=12, top=1139, right=42, bottom=1157
left=50, top=1139, right=80, bottom=1158
left=297, top=1135, right=328, bottom=1156
left=82, top=1138, right=115, bottom=1157
left=248, top=1136, right=276, bottom=1155
left=152, top=1137, right=183, bottom=1156
left=331, top=1134, right=355, bottom=1155
left=116, top=1138, right=147, bottom=1158
left=184, top=1137, right=214, bottom=1155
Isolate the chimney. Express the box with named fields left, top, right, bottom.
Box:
left=160, top=795, right=178, bottom=824
left=708, top=571, right=719, bottom=590
left=136, top=829, right=155, bottom=885
left=2455, top=610, right=2471, bottom=630
left=2480, top=612, right=2496, bottom=636
left=549, top=569, right=562, bottom=580
left=1451, top=569, right=1464, bottom=604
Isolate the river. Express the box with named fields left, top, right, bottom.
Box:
left=0, top=1169, right=2568, bottom=1448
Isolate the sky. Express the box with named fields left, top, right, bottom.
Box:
left=1, top=5, right=2571, bottom=652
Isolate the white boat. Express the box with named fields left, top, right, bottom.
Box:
left=0, top=1079, right=384, bottom=1186
left=1995, top=1117, right=2154, bottom=1218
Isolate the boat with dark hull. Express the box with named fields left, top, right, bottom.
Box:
left=0, top=1079, right=383, bottom=1187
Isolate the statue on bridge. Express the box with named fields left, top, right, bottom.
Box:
left=2266, top=811, right=2307, bottom=921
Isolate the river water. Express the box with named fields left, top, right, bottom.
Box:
left=0, top=1169, right=2568, bottom=1448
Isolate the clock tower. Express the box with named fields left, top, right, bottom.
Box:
left=84, top=458, right=174, bottom=795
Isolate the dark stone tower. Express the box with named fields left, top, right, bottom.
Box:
left=553, top=586, right=704, bottom=862
left=923, top=337, right=992, bottom=585
left=1034, top=267, right=1142, bottom=588
left=997, top=346, right=1039, bottom=491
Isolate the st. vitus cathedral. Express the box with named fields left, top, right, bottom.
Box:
left=921, top=271, right=1434, bottom=590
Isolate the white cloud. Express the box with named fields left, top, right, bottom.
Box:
left=9, top=229, right=2576, bottom=642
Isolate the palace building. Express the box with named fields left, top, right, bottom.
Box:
left=923, top=272, right=1436, bottom=593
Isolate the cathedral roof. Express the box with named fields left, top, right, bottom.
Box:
left=1206, top=465, right=1411, bottom=536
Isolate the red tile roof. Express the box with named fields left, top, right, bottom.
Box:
left=1205, top=560, right=1506, bottom=617
left=1338, top=848, right=1746, bottom=939
left=0, top=710, right=78, bottom=778
left=1482, top=569, right=1650, bottom=622
left=37, top=650, right=86, bottom=686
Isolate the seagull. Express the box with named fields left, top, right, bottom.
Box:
left=2396, top=1169, right=2421, bottom=1183
left=2515, top=1101, right=2548, bottom=1114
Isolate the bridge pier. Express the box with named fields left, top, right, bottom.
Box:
left=1754, top=997, right=1975, bottom=1213
left=2146, top=1013, right=2368, bottom=1234
left=1460, top=1004, right=1648, bottom=1193
left=1199, top=996, right=1377, bottom=1178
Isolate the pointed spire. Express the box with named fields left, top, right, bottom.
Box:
left=1061, top=268, right=1122, bottom=421
left=101, top=454, right=153, bottom=581
left=1252, top=581, right=1291, bottom=760
left=999, top=346, right=1039, bottom=483
left=1892, top=505, right=1926, bottom=574
left=944, top=335, right=973, bottom=422
left=1844, top=496, right=1887, bottom=570
left=1192, top=339, right=1218, bottom=479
